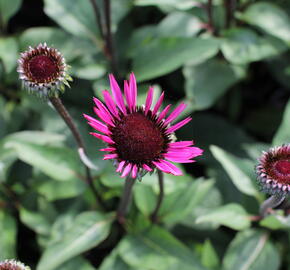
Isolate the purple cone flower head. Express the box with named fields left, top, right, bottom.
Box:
left=256, top=144, right=290, bottom=195
left=84, top=73, right=203, bottom=179
left=17, top=43, right=72, bottom=98
left=0, top=260, right=30, bottom=270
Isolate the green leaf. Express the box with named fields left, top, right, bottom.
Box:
left=99, top=250, right=135, bottom=270
left=4, top=141, right=82, bottom=182
left=260, top=212, right=290, bottom=230
left=0, top=210, right=17, bottom=260
left=133, top=37, right=219, bottom=82
left=157, top=12, right=202, bottom=37
left=184, top=59, right=245, bottom=110
left=222, top=230, right=280, bottom=270
left=241, top=2, right=290, bottom=44
left=221, top=28, right=287, bottom=64
left=161, top=179, right=215, bottom=225
left=134, top=184, right=156, bottom=216
left=19, top=27, right=97, bottom=62
left=36, top=176, right=86, bottom=201
left=0, top=37, right=18, bottom=73
left=135, top=0, right=205, bottom=11
left=58, top=257, right=96, bottom=270
left=273, top=99, right=290, bottom=145
left=210, top=145, right=258, bottom=197
left=118, top=226, right=206, bottom=270
left=201, top=239, right=220, bottom=269
left=196, top=203, right=251, bottom=230
left=0, top=0, right=22, bottom=27
left=43, top=0, right=99, bottom=41
left=19, top=207, right=52, bottom=236
left=37, top=212, right=113, bottom=270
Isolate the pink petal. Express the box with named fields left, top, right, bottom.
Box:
left=157, top=104, right=171, bottom=123
left=166, top=117, right=192, bottom=134
left=116, top=161, right=125, bottom=172
left=165, top=151, right=196, bottom=159
left=99, top=147, right=116, bottom=152
left=165, top=157, right=195, bottom=163
left=124, top=80, right=133, bottom=112
left=129, top=73, right=137, bottom=111
left=164, top=102, right=187, bottom=125
left=152, top=91, right=164, bottom=115
left=161, top=160, right=183, bottom=176
left=152, top=161, right=171, bottom=174
left=103, top=154, right=118, bottom=160
left=83, top=114, right=110, bottom=134
left=168, top=141, right=194, bottom=148
left=103, top=90, right=120, bottom=119
left=145, top=87, right=154, bottom=115
left=131, top=164, right=138, bottom=178
left=143, top=164, right=153, bottom=171
left=109, top=74, right=126, bottom=114
left=93, top=97, right=115, bottom=126
left=93, top=107, right=115, bottom=127
left=90, top=132, right=114, bottom=144
left=121, top=163, right=132, bottom=177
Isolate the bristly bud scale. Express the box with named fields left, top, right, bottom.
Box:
left=0, top=259, right=30, bottom=270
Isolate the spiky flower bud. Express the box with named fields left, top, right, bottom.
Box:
left=17, top=43, right=72, bottom=98
left=0, top=259, right=30, bottom=270
left=256, top=144, right=290, bottom=195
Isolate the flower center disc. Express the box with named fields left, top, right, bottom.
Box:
left=111, top=112, right=166, bottom=163
left=274, top=160, right=290, bottom=176
left=29, top=55, right=58, bottom=82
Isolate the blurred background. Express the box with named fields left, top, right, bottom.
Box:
left=0, top=0, right=289, bottom=269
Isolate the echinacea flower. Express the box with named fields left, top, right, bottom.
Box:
left=17, top=43, right=71, bottom=98
left=84, top=73, right=203, bottom=179
left=0, top=259, right=30, bottom=270
left=256, top=144, right=290, bottom=195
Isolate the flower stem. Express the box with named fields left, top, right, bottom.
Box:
left=117, top=176, right=136, bottom=224
left=103, top=0, right=118, bottom=78
left=49, top=97, right=105, bottom=209
left=224, top=0, right=236, bottom=28
left=89, top=0, right=105, bottom=39
left=260, top=194, right=285, bottom=217
left=151, top=171, right=164, bottom=223
left=207, top=0, right=215, bottom=35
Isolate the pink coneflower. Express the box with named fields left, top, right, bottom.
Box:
left=84, top=73, right=203, bottom=179
left=0, top=260, right=30, bottom=270
left=17, top=43, right=71, bottom=97
left=256, top=144, right=290, bottom=195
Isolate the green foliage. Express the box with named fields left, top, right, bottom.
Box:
left=0, top=0, right=289, bottom=269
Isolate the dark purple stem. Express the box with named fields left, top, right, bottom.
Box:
left=49, top=97, right=105, bottom=209
left=117, top=176, right=136, bottom=224
left=151, top=171, right=164, bottom=223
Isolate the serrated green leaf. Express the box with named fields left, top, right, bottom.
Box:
left=37, top=212, right=113, bottom=270
left=4, top=141, right=81, bottom=182
left=241, top=2, right=290, bottom=44
left=210, top=145, right=258, bottom=197
left=201, top=239, right=220, bottom=269
left=221, top=28, right=287, bottom=64
left=43, top=0, right=99, bottom=41
left=118, top=226, right=206, bottom=270
left=184, top=59, right=245, bottom=110
left=0, top=37, right=18, bottom=73
left=273, top=99, right=290, bottom=145
left=196, top=203, right=251, bottom=230
left=222, top=230, right=280, bottom=270
left=0, top=0, right=22, bottom=26
left=133, top=37, right=219, bottom=82
left=0, top=210, right=17, bottom=260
